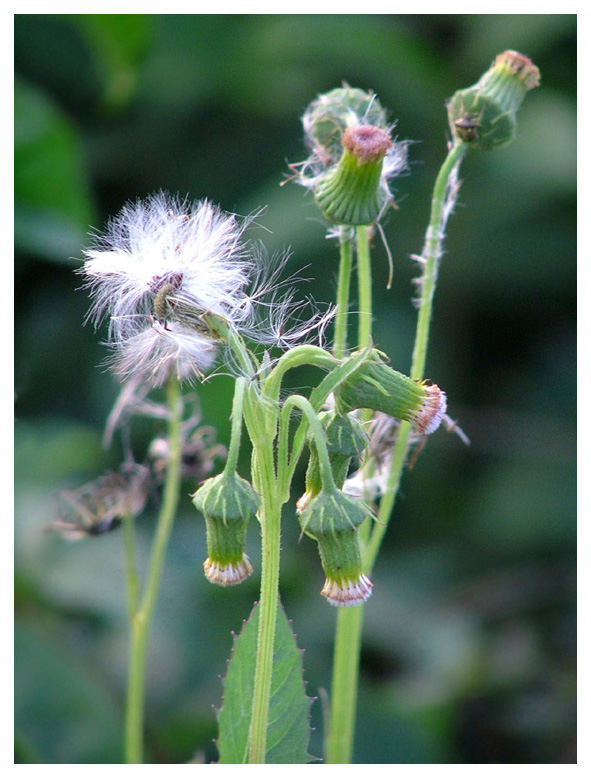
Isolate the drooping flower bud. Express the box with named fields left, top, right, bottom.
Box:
left=298, top=485, right=373, bottom=606
left=302, top=411, right=368, bottom=509
left=447, top=50, right=540, bottom=150
left=334, top=350, right=447, bottom=434
left=192, top=471, right=260, bottom=586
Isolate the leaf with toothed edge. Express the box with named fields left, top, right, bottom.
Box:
left=216, top=600, right=315, bottom=764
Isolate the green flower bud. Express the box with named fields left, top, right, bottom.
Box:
left=298, top=485, right=373, bottom=606
left=294, top=86, right=408, bottom=226
left=192, top=472, right=260, bottom=586
left=303, top=85, right=389, bottom=166
left=314, top=125, right=393, bottom=225
left=334, top=350, right=447, bottom=434
left=447, top=50, right=540, bottom=150
left=304, top=411, right=369, bottom=502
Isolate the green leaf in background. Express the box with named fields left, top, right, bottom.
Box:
left=65, top=14, right=154, bottom=111
left=14, top=78, right=96, bottom=263
left=14, top=622, right=123, bottom=764
left=217, top=600, right=314, bottom=764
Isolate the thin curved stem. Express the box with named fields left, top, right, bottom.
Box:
left=333, top=227, right=353, bottom=360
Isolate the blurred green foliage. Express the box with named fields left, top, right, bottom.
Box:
left=15, top=14, right=576, bottom=764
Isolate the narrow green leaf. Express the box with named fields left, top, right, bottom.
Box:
left=217, top=601, right=314, bottom=764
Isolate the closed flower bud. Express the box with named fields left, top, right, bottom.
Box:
left=334, top=350, right=447, bottom=434
left=298, top=485, right=373, bottom=606
left=304, top=85, right=389, bottom=166
left=447, top=50, right=540, bottom=150
left=314, top=125, right=393, bottom=225
left=292, top=86, right=409, bottom=226
left=192, top=472, right=260, bottom=586
left=304, top=411, right=368, bottom=501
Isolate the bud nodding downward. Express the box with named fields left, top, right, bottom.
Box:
left=192, top=471, right=259, bottom=586
left=447, top=50, right=540, bottom=150
left=298, top=485, right=373, bottom=607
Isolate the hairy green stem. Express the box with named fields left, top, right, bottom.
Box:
left=247, top=440, right=281, bottom=763
left=356, top=225, right=372, bottom=351
left=124, top=378, right=183, bottom=764
left=333, top=227, right=353, bottom=360
left=410, top=142, right=467, bottom=381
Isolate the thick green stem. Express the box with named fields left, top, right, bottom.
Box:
left=124, top=378, right=183, bottom=764
left=326, top=224, right=374, bottom=765
left=325, top=604, right=364, bottom=763
left=247, top=441, right=281, bottom=763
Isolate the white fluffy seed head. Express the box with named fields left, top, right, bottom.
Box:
left=79, top=193, right=258, bottom=385
left=80, top=192, right=333, bottom=385
left=82, top=193, right=254, bottom=341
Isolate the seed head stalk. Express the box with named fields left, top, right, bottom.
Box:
left=124, top=377, right=183, bottom=764
left=333, top=228, right=353, bottom=361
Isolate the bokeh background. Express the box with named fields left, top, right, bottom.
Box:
left=14, top=14, right=576, bottom=764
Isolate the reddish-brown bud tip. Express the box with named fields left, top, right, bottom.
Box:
left=342, top=125, right=392, bottom=164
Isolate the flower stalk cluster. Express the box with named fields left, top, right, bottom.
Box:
left=72, top=49, right=539, bottom=766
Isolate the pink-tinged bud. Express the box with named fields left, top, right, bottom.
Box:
left=314, top=125, right=393, bottom=225
left=321, top=574, right=373, bottom=607
left=335, top=349, right=447, bottom=435
left=203, top=556, right=254, bottom=587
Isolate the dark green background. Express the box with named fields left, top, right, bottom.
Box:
left=15, top=15, right=576, bottom=764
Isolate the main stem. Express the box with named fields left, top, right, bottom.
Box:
left=247, top=439, right=281, bottom=763
left=124, top=378, right=183, bottom=764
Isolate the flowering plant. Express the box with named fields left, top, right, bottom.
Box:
left=61, top=51, right=539, bottom=763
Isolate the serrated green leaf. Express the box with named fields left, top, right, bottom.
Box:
left=217, top=601, right=314, bottom=764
